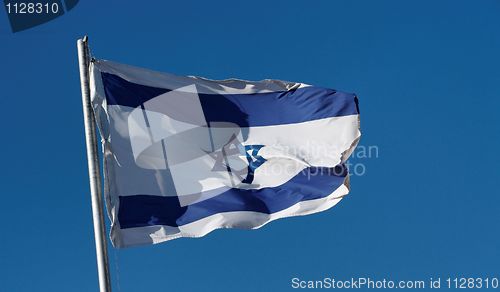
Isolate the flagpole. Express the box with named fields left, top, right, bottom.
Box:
left=77, top=36, right=112, bottom=292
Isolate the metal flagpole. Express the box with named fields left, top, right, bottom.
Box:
left=77, top=36, right=112, bottom=292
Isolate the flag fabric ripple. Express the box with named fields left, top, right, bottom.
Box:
left=89, top=60, right=361, bottom=248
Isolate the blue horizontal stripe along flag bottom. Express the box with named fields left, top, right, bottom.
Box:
left=101, top=73, right=359, bottom=127
left=118, top=165, right=348, bottom=229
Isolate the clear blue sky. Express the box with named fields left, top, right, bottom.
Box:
left=1, top=1, right=499, bottom=291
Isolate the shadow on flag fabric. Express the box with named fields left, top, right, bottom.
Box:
left=89, top=60, right=361, bottom=248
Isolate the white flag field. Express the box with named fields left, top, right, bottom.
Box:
left=89, top=60, right=361, bottom=248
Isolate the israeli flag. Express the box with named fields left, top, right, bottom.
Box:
left=89, top=60, right=361, bottom=248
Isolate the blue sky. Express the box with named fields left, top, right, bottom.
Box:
left=1, top=1, right=499, bottom=291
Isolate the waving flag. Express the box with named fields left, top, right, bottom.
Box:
left=89, top=60, right=361, bottom=248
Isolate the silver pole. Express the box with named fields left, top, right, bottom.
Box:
left=77, top=36, right=112, bottom=292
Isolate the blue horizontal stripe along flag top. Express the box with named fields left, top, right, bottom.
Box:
left=101, top=73, right=359, bottom=127
left=89, top=59, right=361, bottom=248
